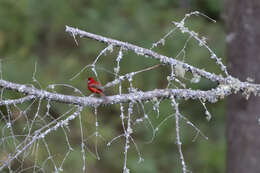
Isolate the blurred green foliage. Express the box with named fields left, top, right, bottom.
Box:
left=0, top=0, right=226, bottom=172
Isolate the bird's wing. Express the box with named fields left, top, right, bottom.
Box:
left=88, top=83, right=104, bottom=91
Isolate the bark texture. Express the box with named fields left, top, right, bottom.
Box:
left=226, top=1, right=260, bottom=173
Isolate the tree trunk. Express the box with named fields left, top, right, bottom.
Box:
left=225, top=0, right=260, bottom=173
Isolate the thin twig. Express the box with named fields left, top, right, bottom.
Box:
left=0, top=95, right=35, bottom=106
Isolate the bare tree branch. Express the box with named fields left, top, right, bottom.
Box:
left=65, top=25, right=226, bottom=84
left=0, top=106, right=83, bottom=171
left=0, top=79, right=259, bottom=107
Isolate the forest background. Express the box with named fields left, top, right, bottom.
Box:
left=0, top=0, right=226, bottom=172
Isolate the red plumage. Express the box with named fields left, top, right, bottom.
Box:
left=87, top=77, right=104, bottom=95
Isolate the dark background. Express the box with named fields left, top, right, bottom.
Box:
left=0, top=0, right=226, bottom=172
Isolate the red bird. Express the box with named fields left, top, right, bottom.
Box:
left=87, top=77, right=105, bottom=96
